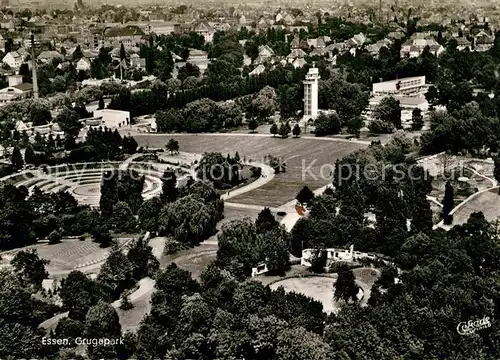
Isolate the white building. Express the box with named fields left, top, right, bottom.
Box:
left=303, top=65, right=320, bottom=121
left=2, top=51, right=22, bottom=69
left=301, top=245, right=381, bottom=267
left=93, top=109, right=130, bottom=128
left=76, top=57, right=91, bottom=71
left=372, top=76, right=428, bottom=96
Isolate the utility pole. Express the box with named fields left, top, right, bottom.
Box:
left=30, top=33, right=39, bottom=99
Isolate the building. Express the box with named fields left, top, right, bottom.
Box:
left=300, top=245, right=388, bottom=268
left=372, top=76, right=428, bottom=96
left=0, top=75, right=33, bottom=105
left=76, top=57, right=91, bottom=71
left=2, top=51, right=22, bottom=69
left=303, top=65, right=320, bottom=121
left=194, top=23, right=215, bottom=43
left=93, top=109, right=130, bottom=128
left=400, top=35, right=445, bottom=58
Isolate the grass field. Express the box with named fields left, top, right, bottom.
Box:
left=134, top=135, right=365, bottom=207
left=452, top=188, right=500, bottom=226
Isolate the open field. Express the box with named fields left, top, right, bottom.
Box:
left=451, top=188, right=500, bottom=226
left=134, top=134, right=366, bottom=207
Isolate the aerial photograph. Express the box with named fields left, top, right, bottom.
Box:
left=0, top=0, right=498, bottom=358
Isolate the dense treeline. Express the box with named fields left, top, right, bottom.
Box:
left=155, top=98, right=243, bottom=133
left=292, top=134, right=432, bottom=257
left=108, top=64, right=309, bottom=118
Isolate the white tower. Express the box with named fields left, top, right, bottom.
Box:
left=303, top=64, right=320, bottom=123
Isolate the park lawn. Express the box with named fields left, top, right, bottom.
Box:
left=451, top=188, right=500, bottom=226
left=134, top=134, right=365, bottom=206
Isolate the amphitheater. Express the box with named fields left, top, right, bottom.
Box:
left=3, top=155, right=195, bottom=207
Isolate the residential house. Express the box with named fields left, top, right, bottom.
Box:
left=249, top=64, right=265, bottom=76
left=254, top=45, right=275, bottom=64
left=474, top=31, right=494, bottom=52
left=186, top=48, right=210, bottom=73
left=2, top=51, right=22, bottom=70
left=455, top=37, right=472, bottom=51
left=194, top=23, right=215, bottom=43
left=0, top=75, right=33, bottom=105
left=103, top=26, right=145, bottom=49
left=131, top=56, right=146, bottom=70
left=307, top=36, right=329, bottom=48
left=287, top=48, right=307, bottom=63
left=400, top=35, right=445, bottom=58
left=37, top=50, right=63, bottom=64
left=76, top=57, right=91, bottom=72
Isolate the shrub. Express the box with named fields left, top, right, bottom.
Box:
left=48, top=230, right=62, bottom=245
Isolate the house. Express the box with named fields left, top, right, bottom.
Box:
left=400, top=35, right=445, bottom=58
left=131, top=57, right=146, bottom=70
left=76, top=57, right=91, bottom=71
left=254, top=45, right=275, bottom=64
left=2, top=51, right=22, bottom=69
left=292, top=57, right=307, bottom=68
left=249, top=64, right=265, bottom=76
left=307, top=36, right=328, bottom=48
left=103, top=26, right=145, bottom=49
left=475, top=31, right=494, bottom=52
left=287, top=48, right=307, bottom=60
left=0, top=75, right=33, bottom=105
left=37, top=50, right=63, bottom=64
left=93, top=109, right=130, bottom=128
left=455, top=37, right=472, bottom=51
left=186, top=49, right=210, bottom=73
left=194, top=22, right=215, bottom=43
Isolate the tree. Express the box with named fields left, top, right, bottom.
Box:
left=270, top=123, right=278, bottom=137
left=314, top=112, right=341, bottom=136
left=296, top=186, right=315, bottom=205
left=373, top=96, right=402, bottom=129
left=166, top=138, right=179, bottom=154
left=59, top=270, right=100, bottom=320
left=98, top=97, right=105, bottom=110
left=11, top=249, right=49, bottom=290
left=119, top=293, right=134, bottom=310
left=24, top=145, right=36, bottom=166
left=85, top=301, right=121, bottom=340
left=411, top=108, right=424, bottom=130
left=160, top=168, right=178, bottom=203
left=120, top=43, right=127, bottom=61
left=48, top=230, right=62, bottom=244
left=28, top=103, right=52, bottom=126
left=333, top=264, right=359, bottom=303
left=11, top=146, right=24, bottom=170
left=279, top=123, right=290, bottom=138
left=55, top=107, right=82, bottom=138
left=72, top=45, right=84, bottom=61
left=111, top=201, right=137, bottom=233
left=443, top=181, right=454, bottom=225
left=248, top=118, right=258, bottom=132
left=255, top=207, right=279, bottom=233
left=292, top=123, right=301, bottom=138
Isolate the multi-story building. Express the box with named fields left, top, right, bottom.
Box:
left=372, top=76, right=428, bottom=96
left=303, top=66, right=320, bottom=121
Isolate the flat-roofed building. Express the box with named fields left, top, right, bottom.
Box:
left=372, top=76, right=428, bottom=96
